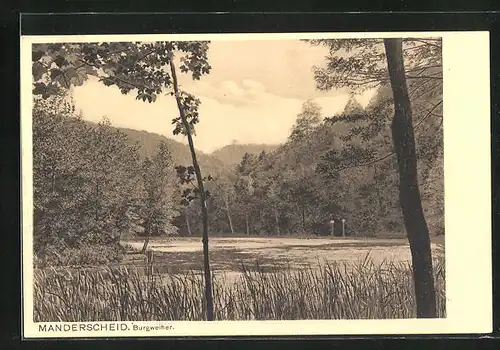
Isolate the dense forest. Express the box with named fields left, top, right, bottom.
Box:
left=33, top=77, right=443, bottom=267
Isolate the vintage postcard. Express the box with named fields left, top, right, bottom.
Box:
left=21, top=31, right=491, bottom=338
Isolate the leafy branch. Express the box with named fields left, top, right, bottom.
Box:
left=320, top=100, right=443, bottom=173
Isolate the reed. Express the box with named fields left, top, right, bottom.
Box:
left=33, top=258, right=446, bottom=321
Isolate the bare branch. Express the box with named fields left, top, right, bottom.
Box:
left=410, top=80, right=443, bottom=102
left=408, top=78, right=436, bottom=98
left=407, top=39, right=442, bottom=49
left=406, top=75, right=442, bottom=80
left=414, top=101, right=443, bottom=129
left=406, top=64, right=442, bottom=73
left=335, top=152, right=396, bottom=172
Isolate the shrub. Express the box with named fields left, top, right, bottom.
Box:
left=35, top=243, right=125, bottom=268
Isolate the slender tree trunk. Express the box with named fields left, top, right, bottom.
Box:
left=141, top=218, right=152, bottom=254
left=170, top=57, right=214, bottom=321
left=224, top=196, right=235, bottom=234
left=301, top=205, right=306, bottom=233
left=384, top=38, right=437, bottom=318
left=227, top=211, right=235, bottom=235
left=185, top=209, right=192, bottom=236
left=245, top=212, right=250, bottom=235
left=95, top=181, right=99, bottom=222
left=374, top=165, right=384, bottom=216
left=274, top=209, right=280, bottom=236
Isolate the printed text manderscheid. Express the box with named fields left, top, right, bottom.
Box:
left=38, top=322, right=174, bottom=332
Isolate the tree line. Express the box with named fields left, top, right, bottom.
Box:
left=33, top=93, right=179, bottom=265
left=180, top=92, right=442, bottom=239
left=34, top=86, right=443, bottom=262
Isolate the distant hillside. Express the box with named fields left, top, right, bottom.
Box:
left=88, top=123, right=282, bottom=176
left=211, top=144, right=281, bottom=165
left=116, top=127, right=226, bottom=175
left=77, top=120, right=226, bottom=175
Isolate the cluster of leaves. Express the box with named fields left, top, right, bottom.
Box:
left=172, top=92, right=202, bottom=136
left=175, top=165, right=212, bottom=207
left=32, top=41, right=211, bottom=104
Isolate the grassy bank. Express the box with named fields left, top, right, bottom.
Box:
left=34, top=258, right=445, bottom=321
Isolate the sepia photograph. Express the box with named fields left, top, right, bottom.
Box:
left=21, top=32, right=491, bottom=337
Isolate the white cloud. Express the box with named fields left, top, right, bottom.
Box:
left=73, top=77, right=376, bottom=154
left=241, top=79, right=266, bottom=92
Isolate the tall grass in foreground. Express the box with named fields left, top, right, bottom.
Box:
left=34, top=258, right=445, bottom=321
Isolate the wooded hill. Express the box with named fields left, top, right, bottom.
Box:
left=211, top=143, right=281, bottom=165
left=118, top=127, right=226, bottom=176
left=32, top=82, right=443, bottom=265
left=119, top=127, right=279, bottom=171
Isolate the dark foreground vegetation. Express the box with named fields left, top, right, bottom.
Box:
left=34, top=258, right=445, bottom=322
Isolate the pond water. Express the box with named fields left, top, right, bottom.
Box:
left=123, top=237, right=445, bottom=276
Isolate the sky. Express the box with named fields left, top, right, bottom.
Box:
left=73, top=40, right=376, bottom=154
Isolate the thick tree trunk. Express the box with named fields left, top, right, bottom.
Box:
left=170, top=58, right=214, bottom=321
left=384, top=38, right=437, bottom=318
